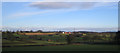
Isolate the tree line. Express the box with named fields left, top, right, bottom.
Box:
left=2, top=30, right=120, bottom=45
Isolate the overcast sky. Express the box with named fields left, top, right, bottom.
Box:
left=2, top=2, right=118, bottom=32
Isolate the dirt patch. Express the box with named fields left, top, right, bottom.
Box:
left=18, top=33, right=56, bottom=35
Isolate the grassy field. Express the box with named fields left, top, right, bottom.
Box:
left=2, top=32, right=119, bottom=51
left=2, top=39, right=67, bottom=47
left=3, top=44, right=119, bottom=51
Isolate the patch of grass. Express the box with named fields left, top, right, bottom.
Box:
left=2, top=39, right=67, bottom=47
left=3, top=44, right=119, bottom=51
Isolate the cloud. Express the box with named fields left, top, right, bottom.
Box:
left=30, top=2, right=96, bottom=10
left=7, top=10, right=53, bottom=18
left=40, top=0, right=119, bottom=2
left=7, top=2, right=117, bottom=18
left=3, top=0, right=120, bottom=2
left=2, top=26, right=118, bottom=32
left=29, top=2, right=115, bottom=10
left=7, top=8, right=77, bottom=18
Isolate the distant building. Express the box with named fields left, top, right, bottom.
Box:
left=62, top=32, right=65, bottom=34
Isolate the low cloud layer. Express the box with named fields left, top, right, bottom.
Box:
left=2, top=26, right=118, bottom=32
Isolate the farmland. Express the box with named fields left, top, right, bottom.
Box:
left=2, top=31, right=120, bottom=51
left=18, top=33, right=56, bottom=35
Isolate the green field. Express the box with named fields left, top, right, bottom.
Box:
left=2, top=39, right=67, bottom=47
left=3, top=44, right=119, bottom=51
left=2, top=32, right=120, bottom=51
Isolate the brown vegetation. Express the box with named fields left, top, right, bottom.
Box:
left=18, top=33, right=56, bottom=35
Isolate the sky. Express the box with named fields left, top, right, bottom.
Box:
left=2, top=2, right=118, bottom=32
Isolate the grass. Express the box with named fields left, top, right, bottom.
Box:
left=2, top=39, right=67, bottom=46
left=2, top=44, right=119, bottom=51
left=2, top=33, right=119, bottom=51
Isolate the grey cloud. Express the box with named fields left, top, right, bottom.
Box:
left=29, top=2, right=99, bottom=10
left=3, top=0, right=120, bottom=2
